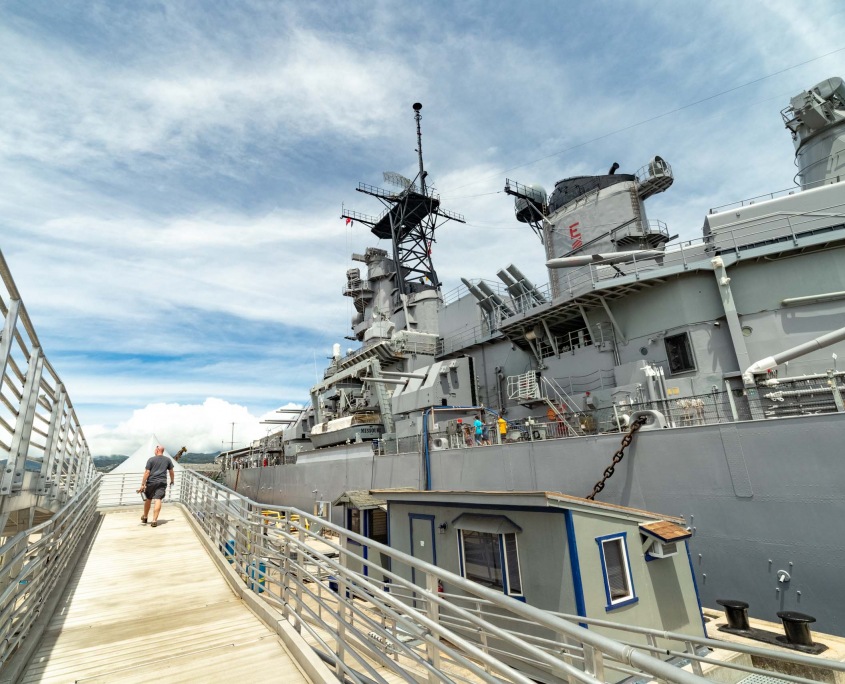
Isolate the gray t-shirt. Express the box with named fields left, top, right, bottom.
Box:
left=145, top=455, right=173, bottom=484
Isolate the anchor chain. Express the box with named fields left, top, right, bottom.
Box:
left=586, top=415, right=649, bottom=500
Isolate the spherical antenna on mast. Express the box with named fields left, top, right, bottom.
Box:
left=412, top=102, right=422, bottom=111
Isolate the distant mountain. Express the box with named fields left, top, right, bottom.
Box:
left=93, top=455, right=128, bottom=472
left=178, top=452, right=220, bottom=464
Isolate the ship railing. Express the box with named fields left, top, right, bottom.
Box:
left=423, top=393, right=738, bottom=449
left=0, top=475, right=101, bottom=667
left=0, top=248, right=96, bottom=516
left=436, top=321, right=501, bottom=357
left=709, top=173, right=845, bottom=214
left=441, top=278, right=511, bottom=306
left=611, top=218, right=670, bottom=243
left=375, top=434, right=422, bottom=457
left=179, top=470, right=712, bottom=684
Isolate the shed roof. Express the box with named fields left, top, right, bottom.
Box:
left=371, top=489, right=684, bottom=524
left=332, top=489, right=389, bottom=510
left=639, top=520, right=692, bottom=542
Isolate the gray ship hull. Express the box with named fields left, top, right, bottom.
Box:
left=227, top=411, right=845, bottom=635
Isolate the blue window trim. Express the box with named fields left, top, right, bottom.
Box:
left=458, top=528, right=525, bottom=600
left=685, top=539, right=708, bottom=637
left=595, top=532, right=638, bottom=612
left=564, top=510, right=587, bottom=625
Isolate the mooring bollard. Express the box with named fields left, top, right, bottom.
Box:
left=716, top=599, right=750, bottom=631
left=777, top=611, right=816, bottom=647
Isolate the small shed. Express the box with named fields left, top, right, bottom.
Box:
left=374, top=490, right=703, bottom=645
left=332, top=490, right=389, bottom=580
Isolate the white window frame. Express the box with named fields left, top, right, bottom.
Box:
left=458, top=529, right=523, bottom=597
left=596, top=532, right=637, bottom=610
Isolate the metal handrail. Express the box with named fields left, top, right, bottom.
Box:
left=97, top=470, right=186, bottom=508
left=179, top=469, right=711, bottom=684
left=0, top=475, right=101, bottom=667
left=709, top=174, right=844, bottom=214
left=0, top=249, right=95, bottom=507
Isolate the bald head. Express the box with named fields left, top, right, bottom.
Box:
left=155, top=445, right=165, bottom=456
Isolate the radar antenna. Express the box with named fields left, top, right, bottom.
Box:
left=341, top=103, right=465, bottom=296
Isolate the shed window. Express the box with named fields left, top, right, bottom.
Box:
left=369, top=509, right=388, bottom=544
left=349, top=508, right=360, bottom=535
left=664, top=333, right=696, bottom=374
left=596, top=533, right=637, bottom=610
left=459, top=529, right=523, bottom=596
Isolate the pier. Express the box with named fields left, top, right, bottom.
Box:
left=11, top=506, right=316, bottom=683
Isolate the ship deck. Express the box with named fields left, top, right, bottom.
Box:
left=14, top=507, right=320, bottom=683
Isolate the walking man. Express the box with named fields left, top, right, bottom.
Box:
left=137, top=444, right=175, bottom=527
left=473, top=415, right=484, bottom=446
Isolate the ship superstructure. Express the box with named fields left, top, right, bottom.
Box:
left=227, top=78, right=845, bottom=635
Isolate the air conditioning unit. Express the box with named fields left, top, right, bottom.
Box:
left=530, top=425, right=547, bottom=441
left=648, top=540, right=679, bottom=559
left=431, top=437, right=449, bottom=451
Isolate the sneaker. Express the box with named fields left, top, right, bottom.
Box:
left=141, top=517, right=148, bottom=524
left=151, top=521, right=158, bottom=528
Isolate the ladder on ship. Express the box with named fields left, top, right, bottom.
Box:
left=541, top=376, right=587, bottom=436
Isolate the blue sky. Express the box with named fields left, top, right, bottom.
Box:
left=2, top=1, right=844, bottom=455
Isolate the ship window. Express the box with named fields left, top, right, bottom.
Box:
left=459, top=529, right=523, bottom=596
left=664, top=333, right=696, bottom=374
left=596, top=533, right=637, bottom=610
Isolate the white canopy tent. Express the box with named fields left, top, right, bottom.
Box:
left=111, top=435, right=185, bottom=473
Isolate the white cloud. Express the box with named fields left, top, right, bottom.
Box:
left=85, top=397, right=304, bottom=456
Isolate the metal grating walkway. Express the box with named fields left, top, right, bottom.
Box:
left=19, top=507, right=312, bottom=683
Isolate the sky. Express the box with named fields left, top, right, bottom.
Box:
left=2, top=1, right=844, bottom=456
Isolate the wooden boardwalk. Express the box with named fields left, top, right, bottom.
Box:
left=20, top=507, right=315, bottom=683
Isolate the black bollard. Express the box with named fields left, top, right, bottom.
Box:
left=777, top=611, right=816, bottom=647
left=716, top=599, right=750, bottom=631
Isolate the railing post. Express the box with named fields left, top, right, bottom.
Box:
left=282, top=509, right=295, bottom=628
left=36, top=383, right=66, bottom=503
left=787, top=215, right=798, bottom=245
left=424, top=572, right=442, bottom=679
left=828, top=370, right=845, bottom=412
left=1, top=347, right=45, bottom=497
left=725, top=380, right=740, bottom=421
left=334, top=531, right=348, bottom=678
left=685, top=640, right=704, bottom=676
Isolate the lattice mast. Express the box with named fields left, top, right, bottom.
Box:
left=341, top=103, right=465, bottom=297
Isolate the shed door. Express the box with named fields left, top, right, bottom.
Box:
left=410, top=514, right=436, bottom=589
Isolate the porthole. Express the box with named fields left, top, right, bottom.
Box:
left=742, top=326, right=753, bottom=337
left=640, top=347, right=649, bottom=356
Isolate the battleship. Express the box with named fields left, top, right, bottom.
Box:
left=224, top=78, right=845, bottom=635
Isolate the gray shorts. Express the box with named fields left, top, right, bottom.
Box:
left=145, top=481, right=168, bottom=500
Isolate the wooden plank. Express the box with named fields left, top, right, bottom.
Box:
left=20, top=507, right=310, bottom=683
